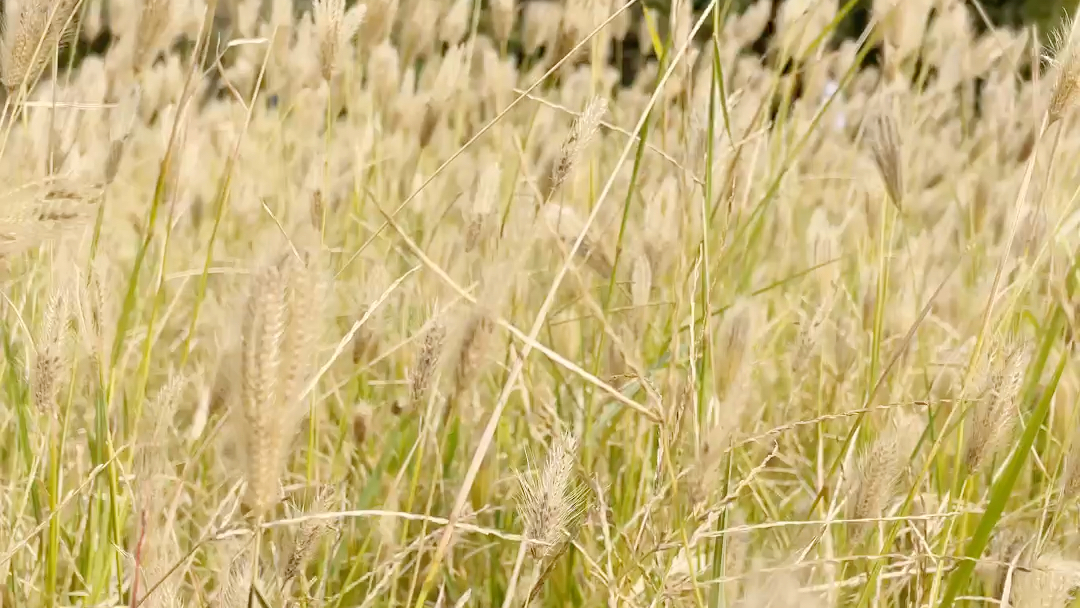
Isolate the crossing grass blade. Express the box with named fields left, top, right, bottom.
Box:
left=937, top=313, right=1068, bottom=608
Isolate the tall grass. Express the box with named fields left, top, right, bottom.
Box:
left=1, top=0, right=1079, bottom=606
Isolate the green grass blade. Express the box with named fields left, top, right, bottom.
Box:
left=937, top=326, right=1068, bottom=608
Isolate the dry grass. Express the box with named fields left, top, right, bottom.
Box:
left=3, top=0, right=1080, bottom=607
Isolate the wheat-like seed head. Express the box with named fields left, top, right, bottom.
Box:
left=866, top=104, right=904, bottom=210
left=32, top=286, right=66, bottom=415
left=850, top=411, right=918, bottom=524
left=409, top=322, right=445, bottom=410
left=1047, top=16, right=1080, bottom=124
left=631, top=252, right=652, bottom=310
left=402, top=0, right=438, bottom=63
left=368, top=41, right=401, bottom=102
left=280, top=256, right=324, bottom=416
left=139, top=523, right=181, bottom=608
left=965, top=345, right=1027, bottom=473
left=0, top=0, right=79, bottom=93
left=451, top=309, right=493, bottom=401
left=135, top=375, right=185, bottom=513
left=521, top=0, right=561, bottom=56
left=282, top=486, right=334, bottom=584
left=440, top=0, right=470, bottom=45
left=549, top=96, right=608, bottom=196
left=1062, top=436, right=1080, bottom=501
left=105, top=84, right=142, bottom=184
left=218, top=547, right=253, bottom=608
left=517, top=432, right=590, bottom=560
left=465, top=161, right=500, bottom=252
left=851, top=429, right=900, bottom=522
left=238, top=254, right=332, bottom=519
left=359, top=0, right=397, bottom=45
left=241, top=263, right=288, bottom=517
left=1009, top=553, right=1080, bottom=608
left=312, top=0, right=365, bottom=82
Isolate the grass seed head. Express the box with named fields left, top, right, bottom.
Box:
left=134, top=0, right=172, bottom=72
left=219, top=547, right=253, bottom=608
left=965, top=344, right=1027, bottom=473
left=32, top=286, right=66, bottom=415
left=0, top=0, right=79, bottom=93
left=1048, top=16, right=1080, bottom=124
left=451, top=309, right=493, bottom=401
left=850, top=410, right=918, bottom=524
left=549, top=96, right=607, bottom=196
left=410, top=322, right=446, bottom=410
left=440, top=0, right=470, bottom=45
left=312, top=0, right=365, bottom=82
left=240, top=263, right=289, bottom=517
left=1010, top=554, right=1080, bottom=608
left=282, top=486, right=334, bottom=584
left=866, top=104, right=904, bottom=210
left=517, top=432, right=590, bottom=560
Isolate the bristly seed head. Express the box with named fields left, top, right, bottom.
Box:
left=0, top=0, right=79, bottom=93
left=1047, top=16, right=1080, bottom=124
left=33, top=287, right=67, bottom=416
left=452, top=310, right=493, bottom=400
left=965, top=344, right=1027, bottom=473
left=850, top=410, right=919, bottom=524
left=517, top=432, right=590, bottom=560
left=866, top=104, right=904, bottom=210
left=409, top=322, right=445, bottom=410
left=240, top=257, right=326, bottom=518
left=282, top=486, right=334, bottom=584
left=312, top=0, right=366, bottom=82
left=134, top=0, right=172, bottom=72
left=549, top=96, right=608, bottom=197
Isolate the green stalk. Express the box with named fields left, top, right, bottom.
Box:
left=178, top=31, right=274, bottom=369
left=938, top=333, right=1067, bottom=608
left=308, top=86, right=335, bottom=487
left=44, top=360, right=77, bottom=608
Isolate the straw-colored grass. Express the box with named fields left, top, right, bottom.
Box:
left=3, top=0, right=1080, bottom=607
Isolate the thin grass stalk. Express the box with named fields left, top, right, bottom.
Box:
left=500, top=542, right=529, bottom=608
left=44, top=409, right=59, bottom=608
left=922, top=111, right=1054, bottom=606
left=403, top=472, right=442, bottom=607
left=44, top=356, right=77, bottom=608
left=706, top=3, right=735, bottom=603
left=178, top=30, right=274, bottom=369
left=411, top=0, right=710, bottom=593
left=939, top=343, right=1068, bottom=608
left=662, top=422, right=707, bottom=608
left=391, top=426, right=429, bottom=607
left=310, top=88, right=334, bottom=487
left=585, top=10, right=667, bottom=475
left=131, top=156, right=185, bottom=446
left=778, top=14, right=884, bottom=521
left=99, top=5, right=221, bottom=602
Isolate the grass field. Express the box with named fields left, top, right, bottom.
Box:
left=3, top=0, right=1080, bottom=606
